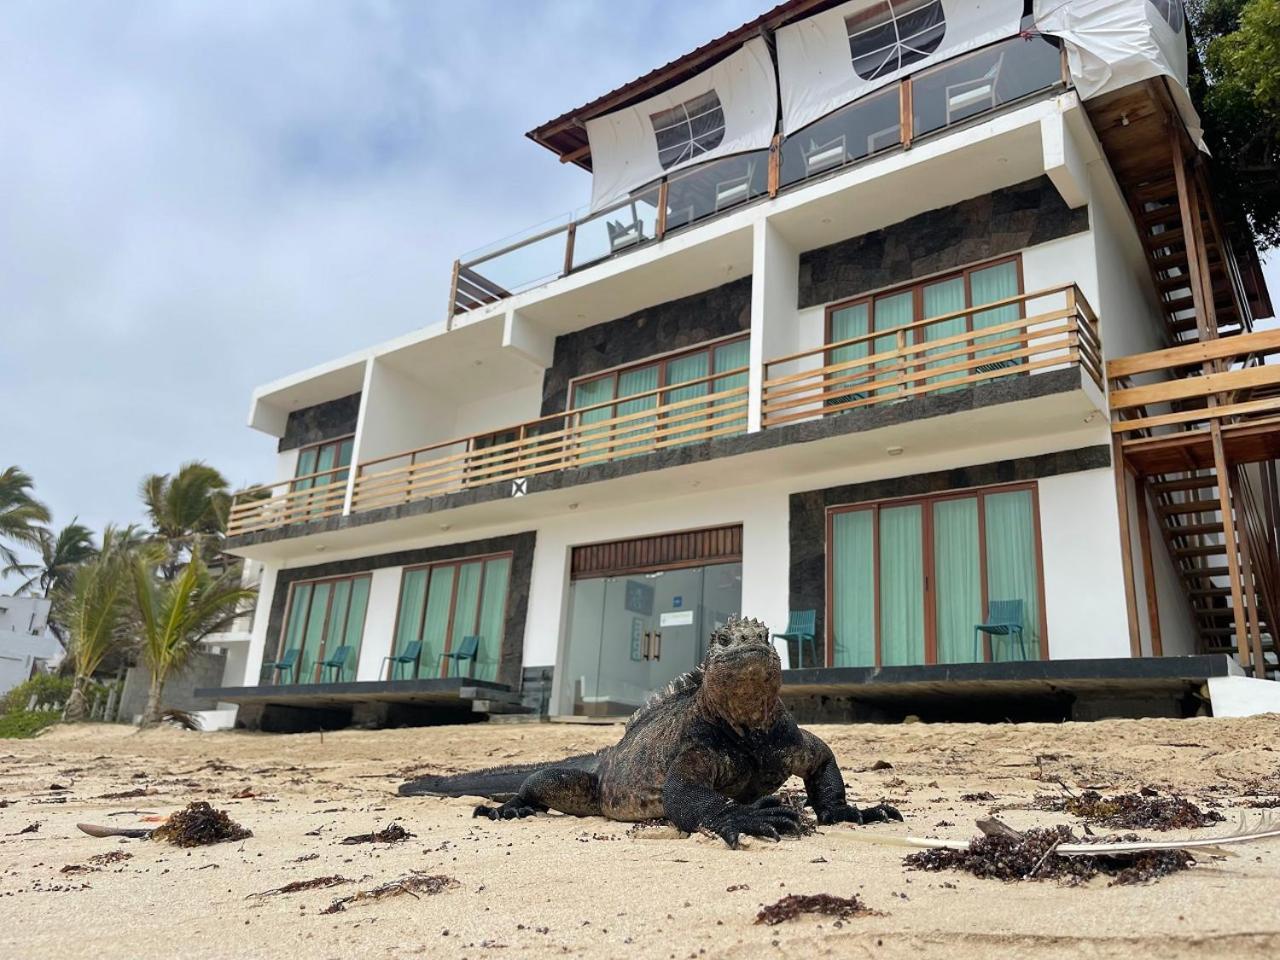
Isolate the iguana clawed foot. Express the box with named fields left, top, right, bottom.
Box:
left=706, top=795, right=803, bottom=847
left=473, top=800, right=544, bottom=821
left=816, top=802, right=903, bottom=826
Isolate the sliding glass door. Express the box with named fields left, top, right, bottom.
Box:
left=390, top=554, right=512, bottom=682
left=273, top=574, right=371, bottom=684
left=829, top=484, right=1045, bottom=667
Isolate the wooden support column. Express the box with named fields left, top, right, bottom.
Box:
left=1230, top=471, right=1267, bottom=678
left=562, top=221, right=577, bottom=277
left=1135, top=478, right=1163, bottom=656
left=767, top=133, right=781, bottom=198
left=446, top=258, right=462, bottom=330
left=656, top=180, right=669, bottom=240
left=1210, top=421, right=1251, bottom=671
left=899, top=77, right=914, bottom=149
left=1112, top=438, right=1143, bottom=657
left=1170, top=131, right=1215, bottom=347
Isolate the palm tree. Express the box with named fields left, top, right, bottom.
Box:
left=4, top=521, right=97, bottom=598
left=0, top=466, right=51, bottom=572
left=139, top=461, right=231, bottom=580
left=61, top=528, right=136, bottom=722
left=132, top=552, right=253, bottom=727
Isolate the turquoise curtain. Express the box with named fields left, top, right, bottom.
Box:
left=273, top=582, right=312, bottom=683
left=664, top=352, right=709, bottom=447
left=322, top=578, right=352, bottom=675
left=393, top=569, right=428, bottom=661
left=921, top=276, right=968, bottom=389
left=616, top=363, right=661, bottom=454
left=572, top=377, right=616, bottom=464
left=418, top=565, right=456, bottom=678
left=831, top=510, right=875, bottom=667
left=297, top=582, right=331, bottom=684
left=473, top=557, right=512, bottom=682
left=879, top=505, right=924, bottom=665
left=984, top=490, right=1041, bottom=661
left=829, top=302, right=870, bottom=404
left=713, top=340, right=750, bottom=433
left=448, top=562, right=485, bottom=675
left=933, top=498, right=982, bottom=662
left=873, top=292, right=914, bottom=397
left=970, top=262, right=1020, bottom=368
left=340, top=577, right=370, bottom=682
left=293, top=447, right=318, bottom=494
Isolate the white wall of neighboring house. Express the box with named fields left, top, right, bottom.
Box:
left=0, top=596, right=61, bottom=698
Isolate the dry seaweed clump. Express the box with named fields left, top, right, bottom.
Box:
left=1062, top=790, right=1225, bottom=831
left=755, top=893, right=877, bottom=925
left=340, top=823, right=413, bottom=845
left=904, top=825, right=1194, bottom=886
left=151, top=801, right=251, bottom=847
left=321, top=872, right=457, bottom=914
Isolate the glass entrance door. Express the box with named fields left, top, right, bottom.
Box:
left=565, top=561, right=742, bottom=717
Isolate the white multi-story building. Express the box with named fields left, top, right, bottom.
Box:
left=0, top=596, right=61, bottom=697
left=207, top=1, right=1278, bottom=729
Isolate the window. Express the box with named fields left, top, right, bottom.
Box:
left=292, top=436, right=353, bottom=490
left=847, top=0, right=946, bottom=81
left=1151, top=0, right=1184, bottom=33
left=569, top=335, right=750, bottom=456
left=273, top=574, right=371, bottom=684
left=825, top=255, right=1023, bottom=402
left=391, top=554, right=513, bottom=683
left=828, top=484, right=1047, bottom=668
left=650, top=90, right=726, bottom=170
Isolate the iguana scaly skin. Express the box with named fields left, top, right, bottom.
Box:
left=398, top=616, right=901, bottom=846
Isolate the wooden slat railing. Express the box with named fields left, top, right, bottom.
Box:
left=1107, top=327, right=1280, bottom=445
left=226, top=466, right=350, bottom=538
left=761, top=284, right=1101, bottom=429
left=349, top=368, right=750, bottom=513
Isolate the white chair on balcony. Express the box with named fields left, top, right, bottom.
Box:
left=607, top=218, right=644, bottom=252
left=945, top=54, right=1005, bottom=125
left=713, top=159, right=758, bottom=212
left=802, top=134, right=847, bottom=176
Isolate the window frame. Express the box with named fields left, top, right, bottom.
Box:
left=388, top=551, right=515, bottom=679
left=824, top=479, right=1049, bottom=668
left=273, top=571, right=373, bottom=684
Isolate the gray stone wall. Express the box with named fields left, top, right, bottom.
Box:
left=540, top=276, right=753, bottom=417
left=118, top=650, right=228, bottom=722
left=264, top=532, right=536, bottom=689
left=788, top=445, right=1112, bottom=644
left=278, top=392, right=362, bottom=453
left=798, top=176, right=1090, bottom=308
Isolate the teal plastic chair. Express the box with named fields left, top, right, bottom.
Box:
left=382, top=640, right=423, bottom=680
left=263, top=647, right=300, bottom=684
left=975, top=599, right=1027, bottom=661
left=440, top=635, right=480, bottom=678
left=318, top=645, right=353, bottom=682
left=773, top=611, right=818, bottom=668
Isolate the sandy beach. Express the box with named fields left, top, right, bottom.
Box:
left=2, top=715, right=1279, bottom=959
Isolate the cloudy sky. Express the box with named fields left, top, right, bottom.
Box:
left=2, top=1, right=1276, bottom=575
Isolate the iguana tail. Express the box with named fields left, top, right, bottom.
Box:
left=397, top=752, right=600, bottom=800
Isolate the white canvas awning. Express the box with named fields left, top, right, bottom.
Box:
left=586, top=36, right=778, bottom=213
left=1034, top=0, right=1201, bottom=145
left=777, top=0, right=1025, bottom=135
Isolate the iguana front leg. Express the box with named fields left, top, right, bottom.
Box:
left=792, top=730, right=902, bottom=826
left=662, top=748, right=802, bottom=847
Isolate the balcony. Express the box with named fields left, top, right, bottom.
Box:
left=449, top=32, right=1065, bottom=319
left=226, top=285, right=1101, bottom=541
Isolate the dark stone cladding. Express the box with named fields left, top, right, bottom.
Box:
left=798, top=176, right=1091, bottom=309
left=263, top=531, right=536, bottom=689
left=278, top=393, right=362, bottom=453
left=228, top=366, right=1085, bottom=554
left=788, top=444, right=1112, bottom=645
left=539, top=276, right=753, bottom=417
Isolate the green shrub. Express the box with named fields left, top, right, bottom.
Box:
left=0, top=711, right=61, bottom=739
left=1, top=675, right=110, bottom=715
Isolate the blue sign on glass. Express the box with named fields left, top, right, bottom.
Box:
left=672, top=596, right=683, bottom=609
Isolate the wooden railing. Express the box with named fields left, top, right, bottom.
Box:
left=349, top=368, right=750, bottom=513
left=761, top=285, right=1102, bottom=429
left=1107, top=328, right=1280, bottom=448
left=226, top=466, right=350, bottom=538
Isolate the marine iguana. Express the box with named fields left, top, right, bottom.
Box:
left=398, top=616, right=901, bottom=846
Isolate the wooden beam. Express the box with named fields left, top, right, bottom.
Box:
left=1230, top=470, right=1267, bottom=678
left=559, top=143, right=592, bottom=165
left=1170, top=129, right=1214, bottom=348
left=1135, top=479, right=1163, bottom=656
left=1211, top=421, right=1251, bottom=671
left=1105, top=326, right=1280, bottom=379
left=1112, top=439, right=1144, bottom=657
left=446, top=258, right=461, bottom=326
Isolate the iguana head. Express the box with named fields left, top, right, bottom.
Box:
left=697, top=615, right=782, bottom=731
